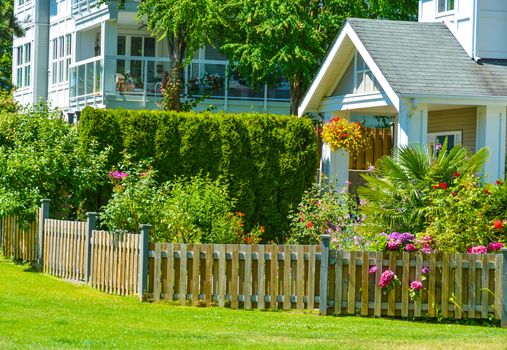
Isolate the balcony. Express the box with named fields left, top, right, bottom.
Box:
left=69, top=55, right=290, bottom=113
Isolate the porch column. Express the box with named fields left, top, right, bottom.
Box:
left=395, top=99, right=428, bottom=147
left=101, top=20, right=118, bottom=97
left=476, top=106, right=506, bottom=182
left=320, top=112, right=349, bottom=190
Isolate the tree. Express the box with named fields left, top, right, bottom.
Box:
left=136, top=0, right=221, bottom=111
left=221, top=0, right=418, bottom=114
left=0, top=0, right=24, bottom=90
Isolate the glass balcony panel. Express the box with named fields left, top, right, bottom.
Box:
left=77, top=65, right=85, bottom=96
left=228, top=69, right=264, bottom=100
left=267, top=78, right=290, bottom=100
left=69, top=67, right=76, bottom=98
left=85, top=62, right=94, bottom=95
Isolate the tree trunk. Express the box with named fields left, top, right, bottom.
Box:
left=164, top=32, right=187, bottom=111
left=290, top=76, right=305, bottom=116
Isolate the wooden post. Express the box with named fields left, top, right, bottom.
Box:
left=85, top=212, right=97, bottom=283
left=501, top=248, right=507, bottom=328
left=138, top=224, right=151, bottom=301
left=319, top=234, right=331, bottom=315
left=37, top=199, right=50, bottom=271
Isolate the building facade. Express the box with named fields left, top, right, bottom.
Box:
left=300, top=0, right=507, bottom=183
left=11, top=0, right=291, bottom=114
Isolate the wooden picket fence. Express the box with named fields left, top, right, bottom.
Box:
left=350, top=128, right=392, bottom=170
left=43, top=219, right=88, bottom=280
left=0, top=213, right=39, bottom=261
left=90, top=230, right=142, bottom=296
left=147, top=242, right=505, bottom=320
left=1, top=201, right=506, bottom=325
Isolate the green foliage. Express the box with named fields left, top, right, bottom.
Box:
left=101, top=168, right=250, bottom=244
left=0, top=103, right=109, bottom=223
left=221, top=0, right=418, bottom=113
left=286, top=179, right=363, bottom=249
left=0, top=90, right=19, bottom=113
left=80, top=108, right=318, bottom=240
left=356, top=142, right=505, bottom=252
left=0, top=0, right=24, bottom=90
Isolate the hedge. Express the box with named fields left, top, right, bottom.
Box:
left=78, top=107, right=318, bottom=241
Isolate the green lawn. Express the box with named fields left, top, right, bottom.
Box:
left=0, top=258, right=505, bottom=350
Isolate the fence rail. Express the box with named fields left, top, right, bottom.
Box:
left=1, top=201, right=506, bottom=326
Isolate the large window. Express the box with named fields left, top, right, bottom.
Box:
left=15, top=43, right=31, bottom=88
left=354, top=51, right=378, bottom=94
left=51, top=34, right=72, bottom=85
left=438, top=0, right=454, bottom=13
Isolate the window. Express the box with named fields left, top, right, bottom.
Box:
left=354, top=51, right=378, bottom=94
left=15, top=43, right=31, bottom=88
left=51, top=34, right=72, bottom=85
left=438, top=0, right=454, bottom=13
left=428, top=131, right=462, bottom=151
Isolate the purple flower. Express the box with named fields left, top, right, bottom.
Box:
left=421, top=266, right=430, bottom=275
left=387, top=232, right=401, bottom=240
left=410, top=280, right=424, bottom=291
left=367, top=165, right=375, bottom=172
left=435, top=143, right=442, bottom=151
left=378, top=270, right=395, bottom=288
left=405, top=243, right=417, bottom=252
left=109, top=170, right=128, bottom=180
left=369, top=265, right=377, bottom=275
left=399, top=232, right=414, bottom=243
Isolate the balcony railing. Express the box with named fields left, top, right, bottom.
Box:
left=71, top=0, right=99, bottom=16
left=69, top=55, right=290, bottom=110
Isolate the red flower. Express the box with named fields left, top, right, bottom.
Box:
left=453, top=171, right=461, bottom=177
left=432, top=185, right=439, bottom=189
left=493, top=220, right=503, bottom=230
left=496, top=180, right=503, bottom=185
left=483, top=189, right=491, bottom=195
left=451, top=191, right=457, bottom=197
left=439, top=182, right=448, bottom=190
left=342, top=133, right=348, bottom=137
left=306, top=221, right=314, bottom=229
left=330, top=117, right=340, bottom=123
left=260, top=226, right=266, bottom=234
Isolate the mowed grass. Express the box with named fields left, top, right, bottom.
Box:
left=0, top=258, right=505, bottom=350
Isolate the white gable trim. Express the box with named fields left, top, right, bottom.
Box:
left=298, top=21, right=400, bottom=116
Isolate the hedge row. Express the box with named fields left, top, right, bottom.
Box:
left=78, top=107, right=318, bottom=240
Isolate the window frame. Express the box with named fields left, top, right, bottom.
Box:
left=353, top=50, right=377, bottom=94
left=437, top=0, right=455, bottom=14
left=51, top=34, right=72, bottom=85
left=14, top=43, right=31, bottom=89
left=427, top=130, right=462, bottom=150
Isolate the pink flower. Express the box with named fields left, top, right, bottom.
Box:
left=410, top=280, right=424, bottom=291
left=487, top=242, right=504, bottom=252
left=467, top=245, right=488, bottom=254
left=378, top=270, right=395, bottom=289
left=387, top=239, right=401, bottom=250
left=369, top=265, right=377, bottom=275
left=405, top=243, right=417, bottom=252
left=421, top=245, right=431, bottom=254
left=367, top=165, right=375, bottom=172
left=109, top=170, right=128, bottom=180
left=421, top=266, right=430, bottom=275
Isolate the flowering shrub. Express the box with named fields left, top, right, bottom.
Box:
left=373, top=231, right=435, bottom=253
left=321, top=117, right=368, bottom=155
left=378, top=270, right=400, bottom=293
left=409, top=280, right=424, bottom=300
left=286, top=179, right=363, bottom=249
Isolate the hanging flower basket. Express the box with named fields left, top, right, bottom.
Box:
left=321, top=117, right=368, bottom=155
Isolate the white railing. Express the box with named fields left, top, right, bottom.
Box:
left=71, top=0, right=99, bottom=16
left=69, top=54, right=290, bottom=110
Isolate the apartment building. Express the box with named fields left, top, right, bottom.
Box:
left=12, top=0, right=291, bottom=114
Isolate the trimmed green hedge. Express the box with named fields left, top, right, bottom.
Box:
left=79, top=107, right=317, bottom=240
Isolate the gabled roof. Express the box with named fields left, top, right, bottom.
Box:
left=299, top=18, right=507, bottom=116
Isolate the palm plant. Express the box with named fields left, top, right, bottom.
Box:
left=357, top=141, right=489, bottom=236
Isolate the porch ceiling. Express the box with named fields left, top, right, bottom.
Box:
left=428, top=104, right=471, bottom=112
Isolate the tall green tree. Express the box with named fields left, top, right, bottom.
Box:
left=0, top=0, right=23, bottom=90
left=221, top=0, right=418, bottom=114
left=136, top=0, right=221, bottom=111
